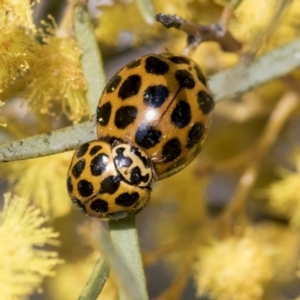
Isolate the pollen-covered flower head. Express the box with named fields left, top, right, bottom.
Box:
left=1, top=5, right=88, bottom=123
left=2, top=152, right=73, bottom=219
left=1, top=0, right=39, bottom=31
left=266, top=151, right=300, bottom=228
left=19, top=20, right=89, bottom=123
left=0, top=193, right=62, bottom=300
left=0, top=13, right=35, bottom=92
left=194, top=229, right=275, bottom=300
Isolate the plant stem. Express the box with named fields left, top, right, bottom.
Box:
left=73, top=3, right=106, bottom=114
left=0, top=119, right=95, bottom=161
left=209, top=36, right=300, bottom=102
left=78, top=257, right=110, bottom=300
left=109, top=217, right=149, bottom=300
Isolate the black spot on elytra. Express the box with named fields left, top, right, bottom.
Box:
left=194, top=65, right=207, bottom=86
left=162, top=138, right=182, bottom=162
left=72, top=159, right=86, bottom=179
left=168, top=56, right=190, bottom=64
left=115, top=192, right=140, bottom=207
left=143, top=85, right=170, bottom=108
left=127, top=58, right=141, bottom=69
left=175, top=69, right=195, bottom=89
left=99, top=175, right=121, bottom=194
left=67, top=176, right=73, bottom=193
left=97, top=102, right=112, bottom=126
left=78, top=180, right=94, bottom=197
left=171, top=100, right=191, bottom=128
left=131, top=146, right=151, bottom=168
left=114, top=106, right=137, bottom=129
left=76, top=143, right=89, bottom=158
left=114, top=147, right=133, bottom=169
left=135, top=123, right=162, bottom=149
left=90, top=153, right=109, bottom=176
left=197, top=91, right=215, bottom=114
left=90, top=199, right=109, bottom=213
left=130, top=166, right=150, bottom=185
left=118, top=74, right=142, bottom=100
left=106, top=75, right=122, bottom=93
left=145, top=56, right=169, bottom=75
left=71, top=197, right=86, bottom=213
left=186, top=122, right=205, bottom=149
left=89, top=145, right=102, bottom=156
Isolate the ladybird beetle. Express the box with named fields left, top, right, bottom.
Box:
left=67, top=53, right=214, bottom=220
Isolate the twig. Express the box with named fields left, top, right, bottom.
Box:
left=0, top=119, right=95, bottom=162
left=209, top=36, right=300, bottom=102
left=78, top=256, right=110, bottom=300
left=219, top=91, right=299, bottom=234
left=155, top=8, right=241, bottom=55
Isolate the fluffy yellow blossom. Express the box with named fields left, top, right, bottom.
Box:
left=2, top=152, right=73, bottom=219
left=270, top=1, right=300, bottom=47
left=20, top=23, right=88, bottom=123
left=231, top=0, right=300, bottom=53
left=0, top=193, right=62, bottom=300
left=0, top=13, right=35, bottom=92
left=232, top=0, right=279, bottom=43
left=266, top=152, right=300, bottom=228
left=95, top=2, right=156, bottom=48
left=1, top=0, right=38, bottom=31
left=194, top=229, right=274, bottom=300
left=1, top=2, right=88, bottom=122
left=0, top=0, right=39, bottom=91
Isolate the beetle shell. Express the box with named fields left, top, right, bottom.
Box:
left=96, top=53, right=214, bottom=179
left=67, top=140, right=151, bottom=219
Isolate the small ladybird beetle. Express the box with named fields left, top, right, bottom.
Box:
left=67, top=53, right=214, bottom=220
left=67, top=140, right=151, bottom=219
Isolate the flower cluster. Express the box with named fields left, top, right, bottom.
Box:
left=193, top=229, right=275, bottom=300
left=266, top=151, right=300, bottom=228
left=0, top=193, right=62, bottom=300
left=1, top=0, right=88, bottom=123
left=2, top=152, right=73, bottom=218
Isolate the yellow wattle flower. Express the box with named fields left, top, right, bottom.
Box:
left=2, top=152, right=73, bottom=219
left=194, top=229, right=274, bottom=300
left=20, top=23, right=89, bottom=123
left=0, top=193, right=63, bottom=300
left=266, top=151, right=300, bottom=228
